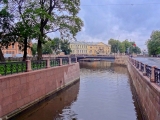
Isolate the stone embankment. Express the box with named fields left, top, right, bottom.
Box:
left=115, top=56, right=160, bottom=120
left=0, top=58, right=80, bottom=119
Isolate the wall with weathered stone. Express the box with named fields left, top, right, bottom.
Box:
left=128, top=60, right=160, bottom=120
left=114, top=56, right=128, bottom=65
left=0, top=63, right=80, bottom=119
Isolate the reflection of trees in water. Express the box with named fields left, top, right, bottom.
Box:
left=80, top=61, right=128, bottom=75
left=10, top=81, right=80, bottom=120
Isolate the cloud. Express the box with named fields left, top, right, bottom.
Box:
left=77, top=0, right=160, bottom=50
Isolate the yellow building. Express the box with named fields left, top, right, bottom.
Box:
left=70, top=41, right=88, bottom=55
left=70, top=41, right=111, bottom=55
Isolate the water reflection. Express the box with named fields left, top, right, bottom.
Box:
left=11, top=61, right=143, bottom=120
left=10, top=81, right=80, bottom=120
left=80, top=61, right=128, bottom=74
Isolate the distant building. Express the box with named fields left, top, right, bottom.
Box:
left=70, top=41, right=111, bottom=55
left=1, top=42, right=32, bottom=57
left=70, top=41, right=88, bottom=55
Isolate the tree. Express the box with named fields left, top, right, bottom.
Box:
left=0, top=0, right=38, bottom=61
left=147, top=31, right=160, bottom=55
left=0, top=0, right=15, bottom=61
left=13, top=0, right=40, bottom=61
left=108, top=39, right=141, bottom=54
left=60, top=40, right=71, bottom=55
left=108, top=39, right=121, bottom=53
left=42, top=41, right=53, bottom=54
left=41, top=38, right=71, bottom=55
left=31, top=43, right=37, bottom=56
left=119, top=43, right=125, bottom=53
left=29, top=0, right=83, bottom=59
left=122, top=40, right=132, bottom=53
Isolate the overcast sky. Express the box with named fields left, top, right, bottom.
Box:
left=76, top=0, right=160, bottom=50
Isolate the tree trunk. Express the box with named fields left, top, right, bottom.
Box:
left=23, top=37, right=28, bottom=61
left=37, top=37, right=42, bottom=60
left=0, top=47, right=5, bottom=62
left=37, top=22, right=44, bottom=60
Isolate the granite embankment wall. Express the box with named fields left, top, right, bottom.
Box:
left=0, top=62, right=80, bottom=119
left=115, top=56, right=160, bottom=120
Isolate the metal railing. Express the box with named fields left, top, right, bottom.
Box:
left=155, top=68, right=160, bottom=84
left=0, top=57, right=77, bottom=76
left=145, top=65, right=152, bottom=78
left=0, top=61, right=26, bottom=75
left=31, top=60, right=47, bottom=70
left=50, top=59, right=60, bottom=67
left=62, top=58, right=69, bottom=65
left=71, top=57, right=76, bottom=63
left=130, top=57, right=160, bottom=86
left=136, top=61, right=139, bottom=69
left=140, top=63, right=144, bottom=72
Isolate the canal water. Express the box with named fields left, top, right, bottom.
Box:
left=10, top=61, right=143, bottom=120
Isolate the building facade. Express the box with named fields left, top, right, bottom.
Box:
left=1, top=42, right=32, bottom=57
left=70, top=41, right=111, bottom=55
left=70, top=41, right=88, bottom=55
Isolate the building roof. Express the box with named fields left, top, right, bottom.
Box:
left=70, top=41, right=111, bottom=46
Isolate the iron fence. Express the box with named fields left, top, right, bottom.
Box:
left=62, top=58, right=69, bottom=65
left=50, top=59, right=60, bottom=67
left=136, top=61, right=139, bottom=69
left=71, top=58, right=76, bottom=63
left=155, top=68, right=160, bottom=84
left=31, top=60, right=47, bottom=70
left=146, top=65, right=151, bottom=78
left=0, top=61, right=26, bottom=75
left=140, top=63, right=144, bottom=72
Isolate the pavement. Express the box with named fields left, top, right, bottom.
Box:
left=133, top=57, right=160, bottom=68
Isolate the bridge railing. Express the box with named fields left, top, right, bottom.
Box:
left=0, top=57, right=77, bottom=76
left=129, top=57, right=160, bottom=86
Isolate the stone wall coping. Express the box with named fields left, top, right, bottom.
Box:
left=0, top=63, right=77, bottom=81
left=129, top=60, right=160, bottom=96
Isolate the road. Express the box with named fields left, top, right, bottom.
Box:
left=133, top=57, right=160, bottom=68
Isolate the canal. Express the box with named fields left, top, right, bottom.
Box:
left=10, top=61, right=143, bottom=120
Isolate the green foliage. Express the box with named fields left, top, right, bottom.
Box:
left=60, top=40, right=72, bottom=55
left=0, top=0, right=84, bottom=60
left=41, top=38, right=71, bottom=55
left=108, top=39, right=141, bottom=54
left=108, top=39, right=121, bottom=53
left=30, top=0, right=84, bottom=58
left=31, top=43, right=37, bottom=56
left=42, top=41, right=53, bottom=54
left=147, top=30, right=160, bottom=55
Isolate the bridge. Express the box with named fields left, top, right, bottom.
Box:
left=57, top=55, right=115, bottom=62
